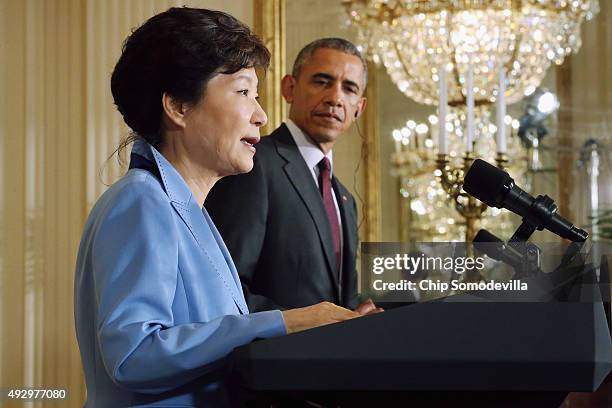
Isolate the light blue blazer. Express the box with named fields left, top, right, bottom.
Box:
left=74, top=140, right=286, bottom=407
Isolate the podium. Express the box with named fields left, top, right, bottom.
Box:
left=230, top=261, right=612, bottom=406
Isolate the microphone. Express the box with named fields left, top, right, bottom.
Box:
left=463, top=159, right=588, bottom=242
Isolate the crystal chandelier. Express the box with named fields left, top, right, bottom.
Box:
left=343, top=0, right=599, bottom=107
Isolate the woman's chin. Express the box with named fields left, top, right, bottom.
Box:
left=221, top=159, right=254, bottom=178
left=238, top=161, right=254, bottom=174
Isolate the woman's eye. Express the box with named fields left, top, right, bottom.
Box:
left=239, top=89, right=249, bottom=96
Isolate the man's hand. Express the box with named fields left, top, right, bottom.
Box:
left=354, top=298, right=384, bottom=316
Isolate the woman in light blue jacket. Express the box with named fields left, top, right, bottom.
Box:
left=74, top=8, right=360, bottom=407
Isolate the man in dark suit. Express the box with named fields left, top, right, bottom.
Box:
left=206, top=38, right=379, bottom=314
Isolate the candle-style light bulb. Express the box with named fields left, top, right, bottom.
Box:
left=496, top=67, right=507, bottom=154
left=438, top=65, right=448, bottom=155
left=466, top=62, right=474, bottom=153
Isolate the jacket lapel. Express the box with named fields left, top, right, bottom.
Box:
left=171, top=198, right=249, bottom=315
left=272, top=125, right=340, bottom=295
left=137, top=142, right=249, bottom=314
left=332, top=176, right=358, bottom=304
left=202, top=207, right=248, bottom=312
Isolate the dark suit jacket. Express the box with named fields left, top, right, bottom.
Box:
left=205, top=124, right=359, bottom=312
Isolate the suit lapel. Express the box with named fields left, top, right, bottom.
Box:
left=332, top=177, right=357, bottom=299
left=332, top=178, right=357, bottom=259
left=272, top=126, right=339, bottom=295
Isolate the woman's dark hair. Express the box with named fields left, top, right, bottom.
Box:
left=111, top=7, right=269, bottom=152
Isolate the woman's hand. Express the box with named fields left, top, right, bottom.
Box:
left=281, top=302, right=360, bottom=334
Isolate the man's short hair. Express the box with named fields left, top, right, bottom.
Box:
left=291, top=38, right=368, bottom=90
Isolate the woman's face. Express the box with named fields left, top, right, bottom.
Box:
left=182, top=67, right=267, bottom=177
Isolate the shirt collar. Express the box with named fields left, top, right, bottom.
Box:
left=285, top=119, right=333, bottom=176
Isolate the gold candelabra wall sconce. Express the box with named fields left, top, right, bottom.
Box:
left=435, top=152, right=509, bottom=242
left=390, top=112, right=524, bottom=245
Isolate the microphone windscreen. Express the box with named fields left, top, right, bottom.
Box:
left=463, top=159, right=512, bottom=207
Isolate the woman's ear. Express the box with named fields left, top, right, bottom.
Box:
left=161, top=92, right=187, bottom=129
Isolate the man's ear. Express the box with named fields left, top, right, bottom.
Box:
left=354, top=97, right=367, bottom=120
left=281, top=74, right=296, bottom=104
left=161, top=92, right=187, bottom=129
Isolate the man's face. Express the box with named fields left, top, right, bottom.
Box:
left=282, top=48, right=367, bottom=152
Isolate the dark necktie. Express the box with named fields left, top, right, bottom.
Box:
left=318, top=157, right=341, bottom=275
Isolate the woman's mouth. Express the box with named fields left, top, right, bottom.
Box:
left=241, top=136, right=260, bottom=152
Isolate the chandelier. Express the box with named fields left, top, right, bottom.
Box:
left=343, top=0, right=599, bottom=108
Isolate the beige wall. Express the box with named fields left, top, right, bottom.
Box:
left=0, top=1, right=252, bottom=406
left=1, top=2, right=87, bottom=405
